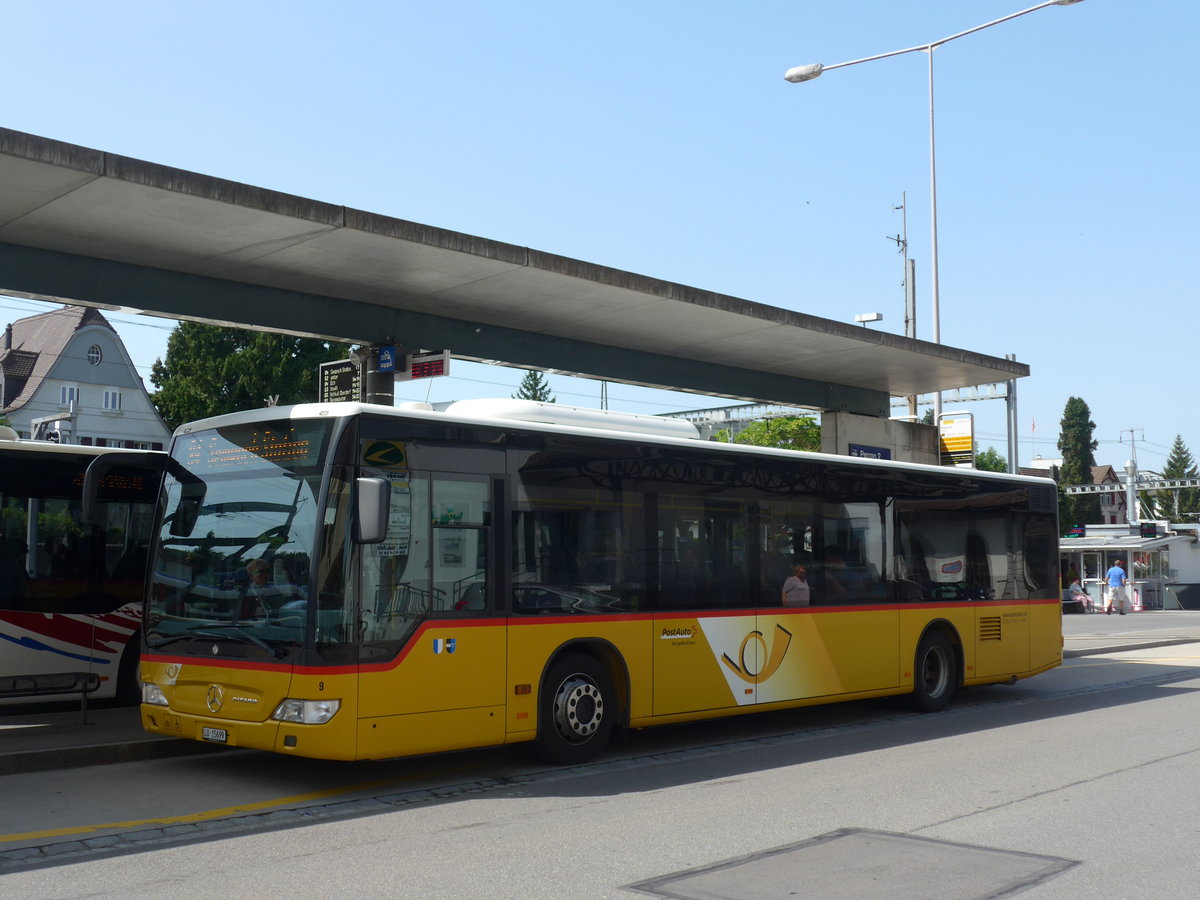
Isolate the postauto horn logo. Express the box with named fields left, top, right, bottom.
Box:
left=721, top=624, right=793, bottom=684
left=660, top=625, right=697, bottom=640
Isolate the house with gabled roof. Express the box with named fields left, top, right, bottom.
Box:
left=1091, top=464, right=1127, bottom=525
left=1, top=305, right=169, bottom=448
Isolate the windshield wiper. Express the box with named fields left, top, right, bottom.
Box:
left=149, top=626, right=282, bottom=658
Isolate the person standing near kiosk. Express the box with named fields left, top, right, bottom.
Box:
left=1106, top=558, right=1129, bottom=615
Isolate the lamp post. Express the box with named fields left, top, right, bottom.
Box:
left=785, top=0, right=1084, bottom=421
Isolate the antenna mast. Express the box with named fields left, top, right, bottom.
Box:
left=888, top=192, right=918, bottom=416
left=1121, top=428, right=1145, bottom=524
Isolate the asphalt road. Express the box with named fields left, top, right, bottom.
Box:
left=3, top=628, right=1200, bottom=898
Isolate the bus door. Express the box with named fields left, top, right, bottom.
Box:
left=650, top=494, right=901, bottom=714
left=653, top=494, right=761, bottom=716
left=357, top=468, right=505, bottom=734
left=771, top=500, right=898, bottom=701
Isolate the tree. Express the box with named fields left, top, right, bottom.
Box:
left=974, top=447, right=1007, bottom=473
left=512, top=370, right=555, bottom=403
left=712, top=416, right=821, bottom=451
left=1153, top=434, right=1200, bottom=520
left=150, top=322, right=346, bottom=430
left=1057, top=396, right=1099, bottom=528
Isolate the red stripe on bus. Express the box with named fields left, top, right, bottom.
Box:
left=145, top=596, right=1050, bottom=677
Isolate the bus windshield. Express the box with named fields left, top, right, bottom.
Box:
left=1, top=445, right=156, bottom=615
left=145, top=419, right=332, bottom=661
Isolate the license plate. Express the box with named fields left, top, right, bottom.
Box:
left=201, top=726, right=228, bottom=744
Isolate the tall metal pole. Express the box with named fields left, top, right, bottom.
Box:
left=905, top=258, right=917, bottom=419
left=785, top=1, right=1086, bottom=428
left=893, top=191, right=920, bottom=419
left=927, top=48, right=942, bottom=420
left=1006, top=353, right=1019, bottom=474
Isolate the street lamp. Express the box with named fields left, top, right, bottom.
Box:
left=785, top=0, right=1084, bottom=420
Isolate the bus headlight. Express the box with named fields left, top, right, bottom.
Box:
left=142, top=682, right=169, bottom=706
left=272, top=698, right=341, bottom=724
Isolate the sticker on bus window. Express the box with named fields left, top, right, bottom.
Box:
left=362, top=441, right=408, bottom=469
left=931, top=556, right=965, bottom=581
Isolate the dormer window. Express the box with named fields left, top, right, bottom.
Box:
left=87, top=345, right=102, bottom=365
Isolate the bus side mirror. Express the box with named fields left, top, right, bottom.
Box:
left=355, top=477, right=391, bottom=544
left=169, top=481, right=205, bottom=538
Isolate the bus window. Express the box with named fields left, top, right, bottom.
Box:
left=757, top=498, right=817, bottom=606
left=894, top=491, right=1020, bottom=602
left=431, top=474, right=489, bottom=613
left=812, top=502, right=886, bottom=605
left=512, top=471, right=648, bottom=614
left=1019, top=513, right=1060, bottom=600
left=359, top=471, right=426, bottom=657
left=2, top=454, right=155, bottom=615
left=656, top=495, right=752, bottom=610
left=965, top=532, right=992, bottom=599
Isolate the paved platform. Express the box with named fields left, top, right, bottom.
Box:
left=0, top=703, right=225, bottom=775
left=3, top=611, right=1199, bottom=775
left=1061, top=608, right=1200, bottom=658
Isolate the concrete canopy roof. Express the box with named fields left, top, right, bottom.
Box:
left=0, top=128, right=1027, bottom=416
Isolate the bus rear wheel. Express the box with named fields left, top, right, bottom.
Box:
left=910, top=631, right=956, bottom=712
left=536, top=652, right=614, bottom=764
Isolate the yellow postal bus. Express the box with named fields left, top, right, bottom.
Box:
left=136, top=399, right=1062, bottom=763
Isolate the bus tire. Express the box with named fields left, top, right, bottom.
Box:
left=115, top=634, right=141, bottom=706
left=536, top=652, right=614, bottom=765
left=909, top=630, right=956, bottom=712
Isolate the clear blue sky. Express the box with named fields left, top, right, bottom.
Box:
left=1, top=1, right=1194, bottom=473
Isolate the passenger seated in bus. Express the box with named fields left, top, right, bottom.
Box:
left=780, top=564, right=810, bottom=607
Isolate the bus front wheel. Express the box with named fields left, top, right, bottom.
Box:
left=910, top=631, right=956, bottom=712
left=536, top=652, right=614, bottom=764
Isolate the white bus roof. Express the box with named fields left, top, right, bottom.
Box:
left=174, top=401, right=1055, bottom=487
left=0, top=431, right=162, bottom=459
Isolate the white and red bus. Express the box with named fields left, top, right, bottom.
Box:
left=0, top=427, right=159, bottom=704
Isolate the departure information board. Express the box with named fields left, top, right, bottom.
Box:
left=318, top=359, right=364, bottom=403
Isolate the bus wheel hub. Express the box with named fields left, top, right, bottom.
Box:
left=553, top=675, right=603, bottom=742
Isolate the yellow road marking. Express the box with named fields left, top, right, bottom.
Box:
left=0, top=776, right=406, bottom=843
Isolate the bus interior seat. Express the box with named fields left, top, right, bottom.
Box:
left=890, top=579, right=924, bottom=602
left=457, top=582, right=486, bottom=610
